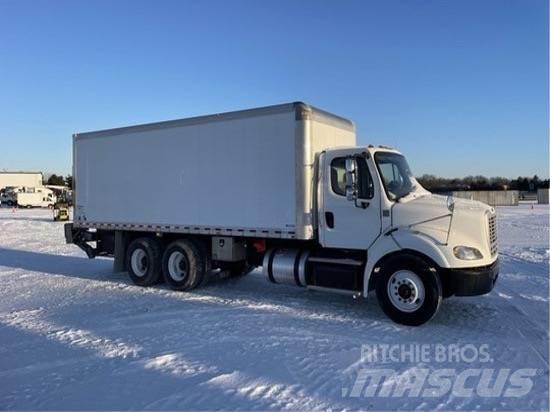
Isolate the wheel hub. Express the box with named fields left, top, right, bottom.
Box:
left=387, top=270, right=425, bottom=313
left=168, top=251, right=188, bottom=282
left=130, top=249, right=148, bottom=278
left=398, top=284, right=412, bottom=299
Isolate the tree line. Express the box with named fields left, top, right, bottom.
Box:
left=43, top=174, right=72, bottom=188
left=417, top=175, right=549, bottom=192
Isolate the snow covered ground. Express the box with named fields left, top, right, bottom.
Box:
left=0, top=205, right=548, bottom=410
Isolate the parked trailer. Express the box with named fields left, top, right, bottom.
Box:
left=66, top=102, right=499, bottom=326
left=537, top=189, right=549, bottom=204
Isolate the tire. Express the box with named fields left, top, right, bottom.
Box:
left=162, top=239, right=204, bottom=291
left=194, top=239, right=212, bottom=287
left=375, top=254, right=442, bottom=326
left=126, top=237, right=162, bottom=286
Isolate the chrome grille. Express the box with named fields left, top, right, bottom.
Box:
left=488, top=214, right=497, bottom=256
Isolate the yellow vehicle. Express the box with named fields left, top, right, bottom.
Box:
left=53, top=202, right=69, bottom=221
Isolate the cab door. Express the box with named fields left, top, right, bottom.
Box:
left=319, top=150, right=382, bottom=249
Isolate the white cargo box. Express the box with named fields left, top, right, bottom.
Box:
left=73, top=103, right=355, bottom=240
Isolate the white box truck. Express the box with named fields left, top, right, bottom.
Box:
left=66, top=102, right=499, bottom=325
left=17, top=187, right=56, bottom=208
left=0, top=186, right=56, bottom=208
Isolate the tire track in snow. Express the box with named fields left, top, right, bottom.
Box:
left=0, top=308, right=141, bottom=359
left=496, top=283, right=549, bottom=368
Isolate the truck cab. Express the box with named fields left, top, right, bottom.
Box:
left=316, top=145, right=498, bottom=324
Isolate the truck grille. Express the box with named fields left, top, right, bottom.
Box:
left=488, top=214, right=497, bottom=256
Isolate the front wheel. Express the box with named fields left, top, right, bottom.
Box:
left=375, top=254, right=442, bottom=326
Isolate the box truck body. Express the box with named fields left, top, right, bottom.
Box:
left=67, top=102, right=499, bottom=326
left=73, top=104, right=355, bottom=240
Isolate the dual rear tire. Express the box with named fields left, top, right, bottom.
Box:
left=126, top=238, right=163, bottom=286
left=126, top=237, right=209, bottom=290
left=162, top=240, right=205, bottom=290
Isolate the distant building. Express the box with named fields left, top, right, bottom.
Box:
left=0, top=172, right=43, bottom=190
left=537, top=188, right=549, bottom=204
left=451, top=190, right=519, bottom=206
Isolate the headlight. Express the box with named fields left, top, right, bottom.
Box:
left=453, top=246, right=483, bottom=260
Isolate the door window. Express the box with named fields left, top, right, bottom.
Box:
left=330, top=157, right=374, bottom=199
left=330, top=158, right=347, bottom=196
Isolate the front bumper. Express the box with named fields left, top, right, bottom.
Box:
left=442, top=259, right=499, bottom=297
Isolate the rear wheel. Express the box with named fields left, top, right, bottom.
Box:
left=194, top=239, right=212, bottom=287
left=126, top=237, right=162, bottom=286
left=162, top=239, right=204, bottom=291
left=375, top=254, right=442, bottom=326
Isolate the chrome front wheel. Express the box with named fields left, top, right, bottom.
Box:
left=375, top=254, right=442, bottom=326
left=387, top=270, right=426, bottom=312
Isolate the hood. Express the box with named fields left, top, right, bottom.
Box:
left=392, top=194, right=492, bottom=245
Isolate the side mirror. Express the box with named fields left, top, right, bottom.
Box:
left=446, top=195, right=455, bottom=213
left=345, top=157, right=357, bottom=201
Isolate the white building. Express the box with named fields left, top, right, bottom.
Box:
left=0, top=172, right=43, bottom=190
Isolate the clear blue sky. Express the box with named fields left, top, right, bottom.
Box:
left=0, top=0, right=548, bottom=178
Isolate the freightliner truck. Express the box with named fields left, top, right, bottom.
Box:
left=65, top=102, right=499, bottom=325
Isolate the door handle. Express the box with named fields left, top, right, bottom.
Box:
left=325, top=212, right=334, bottom=228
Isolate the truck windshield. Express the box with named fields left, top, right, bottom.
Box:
left=374, top=152, right=416, bottom=201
